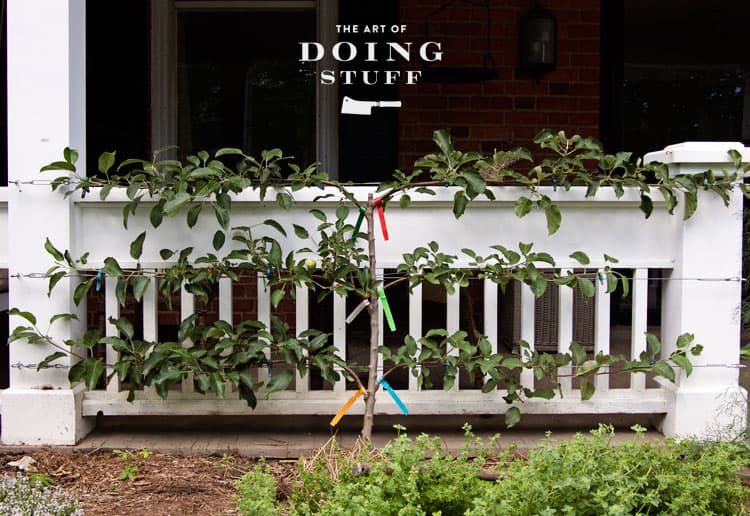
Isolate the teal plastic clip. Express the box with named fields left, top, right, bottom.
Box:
left=377, top=286, right=396, bottom=332
left=379, top=377, right=408, bottom=415
left=95, top=268, right=103, bottom=292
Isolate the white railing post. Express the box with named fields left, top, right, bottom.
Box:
left=645, top=142, right=748, bottom=438
left=2, top=0, right=94, bottom=444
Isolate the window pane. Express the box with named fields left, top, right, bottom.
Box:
left=177, top=10, right=315, bottom=163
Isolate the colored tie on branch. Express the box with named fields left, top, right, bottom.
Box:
left=329, top=386, right=366, bottom=427
left=352, top=206, right=366, bottom=243
left=377, top=286, right=396, bottom=332
left=379, top=377, right=408, bottom=416
left=374, top=197, right=389, bottom=241
left=345, top=299, right=370, bottom=324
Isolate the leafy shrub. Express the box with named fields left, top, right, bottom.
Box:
left=0, top=474, right=82, bottom=515
left=286, top=425, right=747, bottom=515
left=234, top=462, right=278, bottom=516
left=294, top=425, right=508, bottom=516
left=467, top=425, right=746, bottom=516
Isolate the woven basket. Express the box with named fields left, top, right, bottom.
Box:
left=499, top=281, right=595, bottom=353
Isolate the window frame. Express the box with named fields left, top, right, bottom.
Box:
left=150, top=0, right=339, bottom=177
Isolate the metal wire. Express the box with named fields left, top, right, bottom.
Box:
left=10, top=362, right=69, bottom=370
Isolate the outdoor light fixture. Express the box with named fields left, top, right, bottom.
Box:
left=519, top=3, right=556, bottom=80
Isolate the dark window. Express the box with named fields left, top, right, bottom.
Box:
left=86, top=0, right=149, bottom=164
left=603, top=0, right=750, bottom=157
left=177, top=10, right=315, bottom=164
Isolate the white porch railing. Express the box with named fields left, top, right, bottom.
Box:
left=4, top=161, right=749, bottom=445
left=77, top=186, right=676, bottom=419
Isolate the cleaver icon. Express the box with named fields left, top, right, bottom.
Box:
left=341, top=96, right=402, bottom=115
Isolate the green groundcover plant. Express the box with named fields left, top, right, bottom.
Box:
left=235, top=425, right=749, bottom=516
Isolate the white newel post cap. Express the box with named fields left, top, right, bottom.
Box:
left=644, top=141, right=750, bottom=175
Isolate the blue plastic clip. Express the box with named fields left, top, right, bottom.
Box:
left=267, top=358, right=273, bottom=378
left=703, top=172, right=709, bottom=190
left=80, top=177, right=90, bottom=199
left=378, top=377, right=408, bottom=416
left=265, top=266, right=273, bottom=280
left=597, top=271, right=604, bottom=285
left=649, top=357, right=655, bottom=366
left=443, top=179, right=449, bottom=188
left=444, top=359, right=451, bottom=378
left=95, top=268, right=103, bottom=292
left=552, top=177, right=558, bottom=192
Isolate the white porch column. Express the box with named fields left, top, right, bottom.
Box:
left=645, top=142, right=748, bottom=439
left=1, top=0, right=93, bottom=444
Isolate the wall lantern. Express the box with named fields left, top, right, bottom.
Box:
left=519, top=3, right=556, bottom=80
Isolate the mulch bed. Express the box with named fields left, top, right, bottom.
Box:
left=0, top=449, right=296, bottom=515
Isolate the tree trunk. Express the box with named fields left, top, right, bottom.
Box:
left=361, top=194, right=379, bottom=441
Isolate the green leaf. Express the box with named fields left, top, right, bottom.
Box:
left=504, top=406, right=521, bottom=428
left=103, top=257, right=124, bottom=277
left=73, top=278, right=94, bottom=306
left=292, top=224, right=309, bottom=239
left=310, top=209, right=326, bottom=222
left=98, top=151, right=116, bottom=174
left=265, top=370, right=293, bottom=396
left=433, top=129, right=453, bottom=156
left=69, top=358, right=105, bottom=390
left=160, top=249, right=175, bottom=261
left=675, top=333, right=694, bottom=349
left=545, top=203, right=562, bottom=235
left=110, top=316, right=135, bottom=340
left=212, top=230, right=225, bottom=251
left=187, top=204, right=202, bottom=228
left=47, top=271, right=67, bottom=297
left=452, top=191, right=468, bottom=218
left=463, top=169, right=486, bottom=196
left=646, top=333, right=661, bottom=355
left=149, top=202, right=164, bottom=228
left=729, top=148, right=743, bottom=169
left=518, top=242, right=533, bottom=256
left=132, top=276, right=150, bottom=302
left=38, top=351, right=67, bottom=371
left=514, top=197, right=533, bottom=218
left=49, top=313, right=78, bottom=325
left=670, top=353, right=693, bottom=376
left=63, top=147, right=79, bottom=165
left=399, top=194, right=411, bottom=209
left=578, top=278, right=595, bottom=298
left=216, top=147, right=244, bottom=157
left=580, top=379, right=595, bottom=400
left=603, top=253, right=619, bottom=264
left=164, top=192, right=191, bottom=215
left=569, top=251, right=590, bottom=266
left=276, top=192, right=292, bottom=210
left=570, top=342, right=587, bottom=365
left=639, top=193, right=653, bottom=219
left=129, top=231, right=147, bottom=260
left=263, top=219, right=287, bottom=237
left=335, top=205, right=349, bottom=221
left=652, top=361, right=675, bottom=382
left=683, top=191, right=697, bottom=220
left=9, top=308, right=36, bottom=326
left=271, top=289, right=285, bottom=308
left=189, top=167, right=219, bottom=179
left=44, top=238, right=64, bottom=261
left=605, top=271, right=618, bottom=294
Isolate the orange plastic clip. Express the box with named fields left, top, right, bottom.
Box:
left=329, top=387, right=367, bottom=427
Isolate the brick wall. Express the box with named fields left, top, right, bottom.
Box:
left=398, top=0, right=601, bottom=168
